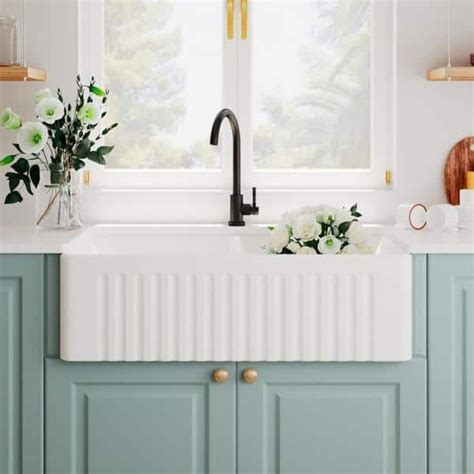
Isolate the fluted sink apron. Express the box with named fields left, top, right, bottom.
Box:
left=60, top=225, right=412, bottom=362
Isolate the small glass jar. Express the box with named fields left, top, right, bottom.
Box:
left=0, top=16, right=18, bottom=66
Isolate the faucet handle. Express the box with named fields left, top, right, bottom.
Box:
left=242, top=187, right=259, bottom=216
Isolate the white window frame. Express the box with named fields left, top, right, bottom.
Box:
left=79, top=0, right=396, bottom=192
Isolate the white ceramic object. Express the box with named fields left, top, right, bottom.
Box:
left=460, top=189, right=474, bottom=207
left=396, top=203, right=427, bottom=230
left=426, top=204, right=458, bottom=231
left=60, top=225, right=412, bottom=362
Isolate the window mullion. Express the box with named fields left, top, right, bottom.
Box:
left=236, top=0, right=253, bottom=194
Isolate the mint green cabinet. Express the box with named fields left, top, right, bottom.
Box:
left=237, top=361, right=426, bottom=474
left=0, top=255, right=45, bottom=474
left=45, top=361, right=236, bottom=474
left=429, top=255, right=474, bottom=473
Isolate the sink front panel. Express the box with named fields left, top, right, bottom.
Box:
left=60, top=254, right=412, bottom=362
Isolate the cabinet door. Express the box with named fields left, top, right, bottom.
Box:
left=0, top=255, right=44, bottom=474
left=237, top=362, right=426, bottom=474
left=429, top=255, right=474, bottom=473
left=46, top=361, right=236, bottom=474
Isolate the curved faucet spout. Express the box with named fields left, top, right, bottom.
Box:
left=210, top=108, right=259, bottom=226
left=210, top=108, right=241, bottom=194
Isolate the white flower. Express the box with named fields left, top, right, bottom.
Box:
left=0, top=108, right=22, bottom=129
left=356, top=240, right=378, bottom=255
left=318, top=235, right=342, bottom=255
left=281, top=210, right=300, bottom=228
left=316, top=207, right=336, bottom=224
left=297, top=246, right=317, bottom=255
left=287, top=241, right=301, bottom=254
left=36, top=98, right=64, bottom=124
left=17, top=122, right=48, bottom=154
left=78, top=103, right=101, bottom=125
left=346, top=221, right=367, bottom=244
left=269, top=226, right=290, bottom=253
left=34, top=88, right=54, bottom=105
left=341, top=244, right=358, bottom=255
left=294, top=214, right=321, bottom=242
left=334, top=208, right=353, bottom=226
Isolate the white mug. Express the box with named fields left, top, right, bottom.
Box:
left=427, top=204, right=458, bottom=231
left=396, top=203, right=427, bottom=230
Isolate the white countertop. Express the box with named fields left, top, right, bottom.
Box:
left=0, top=224, right=473, bottom=254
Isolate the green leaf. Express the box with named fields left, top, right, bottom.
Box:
left=11, top=157, right=29, bottom=174
left=74, top=139, right=92, bottom=158
left=338, top=221, right=352, bottom=235
left=30, top=164, right=40, bottom=188
left=5, top=191, right=23, bottom=204
left=89, top=85, right=107, bottom=97
left=97, top=145, right=114, bottom=156
left=53, top=129, right=66, bottom=149
left=352, top=212, right=362, bottom=218
left=87, top=151, right=106, bottom=165
left=267, top=226, right=275, bottom=231
left=0, top=155, right=16, bottom=167
left=22, top=176, right=33, bottom=195
left=350, top=203, right=358, bottom=215
left=72, top=158, right=86, bottom=170
left=8, top=177, right=20, bottom=192
left=13, top=143, right=23, bottom=153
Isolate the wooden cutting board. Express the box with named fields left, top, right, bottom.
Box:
left=444, top=137, right=474, bottom=205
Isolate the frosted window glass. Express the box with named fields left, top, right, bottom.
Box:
left=104, top=0, right=222, bottom=169
left=252, top=0, right=371, bottom=170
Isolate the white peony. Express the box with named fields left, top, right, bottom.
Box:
left=346, top=221, right=367, bottom=244
left=17, top=122, right=48, bottom=154
left=316, top=207, right=336, bottom=224
left=318, top=235, right=342, bottom=255
left=287, top=241, right=301, bottom=254
left=269, top=225, right=290, bottom=253
left=36, top=98, right=65, bottom=124
left=297, top=246, right=317, bottom=255
left=294, top=214, right=321, bottom=242
left=341, top=244, right=358, bottom=255
left=34, top=88, right=54, bottom=105
left=334, top=208, right=353, bottom=226
left=78, top=103, right=101, bottom=125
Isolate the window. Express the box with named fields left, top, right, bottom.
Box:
left=81, top=0, right=395, bottom=191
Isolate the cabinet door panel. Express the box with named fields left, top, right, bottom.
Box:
left=238, top=362, right=426, bottom=474
left=0, top=255, right=44, bottom=474
left=428, top=255, right=474, bottom=473
left=46, top=361, right=235, bottom=474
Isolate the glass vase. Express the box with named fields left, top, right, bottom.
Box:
left=36, top=166, right=83, bottom=230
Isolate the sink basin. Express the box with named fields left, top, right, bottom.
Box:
left=60, top=225, right=412, bottom=362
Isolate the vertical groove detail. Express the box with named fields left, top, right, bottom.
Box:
left=89, top=270, right=386, bottom=361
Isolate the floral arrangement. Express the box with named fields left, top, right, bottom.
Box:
left=0, top=76, right=117, bottom=207
left=267, top=204, right=377, bottom=255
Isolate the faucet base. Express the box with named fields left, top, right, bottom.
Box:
left=228, top=221, right=246, bottom=227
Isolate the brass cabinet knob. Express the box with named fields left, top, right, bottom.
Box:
left=242, top=368, right=258, bottom=383
left=212, top=368, right=230, bottom=384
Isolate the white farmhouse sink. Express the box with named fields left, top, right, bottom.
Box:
left=60, top=225, right=412, bottom=362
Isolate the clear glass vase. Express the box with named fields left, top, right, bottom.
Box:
left=36, top=166, right=83, bottom=230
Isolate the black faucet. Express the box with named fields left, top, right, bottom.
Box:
left=210, top=108, right=259, bottom=226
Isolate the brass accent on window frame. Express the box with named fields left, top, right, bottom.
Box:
left=385, top=170, right=392, bottom=188
left=241, top=0, right=248, bottom=39
left=227, top=0, right=234, bottom=39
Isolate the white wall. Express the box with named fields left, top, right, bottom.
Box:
left=1, top=0, right=473, bottom=226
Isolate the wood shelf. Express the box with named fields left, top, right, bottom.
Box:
left=0, top=66, right=47, bottom=82
left=427, top=66, right=474, bottom=81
